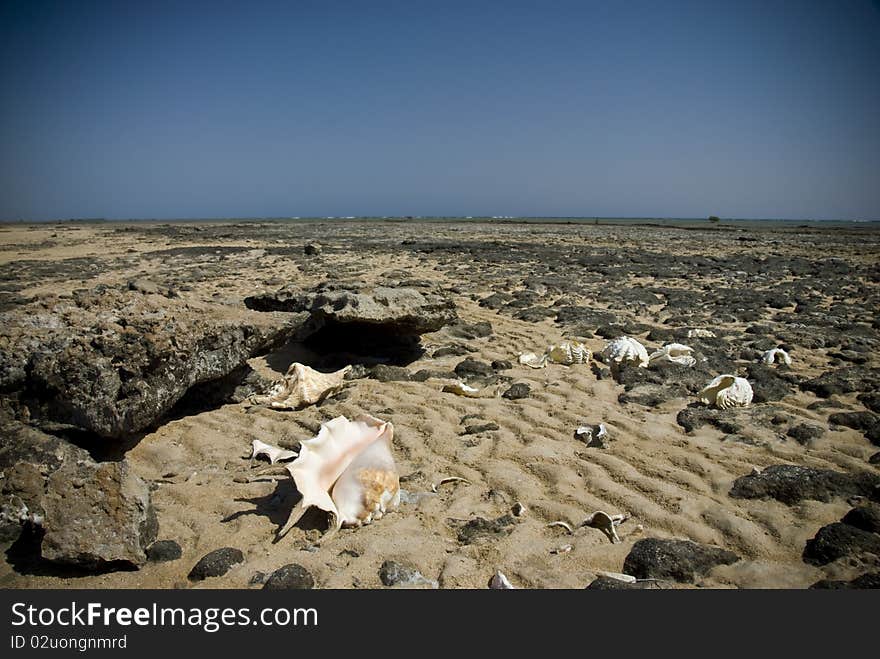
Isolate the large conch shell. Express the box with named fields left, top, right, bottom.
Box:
left=518, top=341, right=590, bottom=369
left=250, top=363, right=351, bottom=409
left=762, top=348, right=791, bottom=365
left=278, top=414, right=399, bottom=539
left=698, top=375, right=753, bottom=409
left=250, top=439, right=297, bottom=465
left=648, top=343, right=696, bottom=367
left=603, top=336, right=649, bottom=368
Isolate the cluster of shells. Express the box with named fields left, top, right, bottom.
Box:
left=242, top=329, right=787, bottom=542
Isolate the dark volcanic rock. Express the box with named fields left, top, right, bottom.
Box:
left=502, top=383, right=531, bottom=400
left=456, top=515, right=516, bottom=544
left=801, top=367, right=880, bottom=399
left=368, top=365, right=413, bottom=382
left=729, top=464, right=880, bottom=505
left=263, top=563, right=314, bottom=590
left=841, top=504, right=880, bottom=534
left=0, top=287, right=301, bottom=439
left=491, top=359, right=513, bottom=371
left=445, top=321, right=492, bottom=340
left=432, top=344, right=473, bottom=358
left=462, top=422, right=499, bottom=435
left=245, top=281, right=457, bottom=334
left=622, top=538, right=740, bottom=583
left=745, top=363, right=795, bottom=403
left=146, top=540, right=182, bottom=563
left=454, top=358, right=495, bottom=379
left=828, top=411, right=880, bottom=446
left=802, top=522, right=880, bottom=566
left=810, top=572, right=880, bottom=589
left=378, top=560, right=437, bottom=588
left=858, top=393, right=880, bottom=414
left=585, top=576, right=645, bottom=590
left=303, top=243, right=322, bottom=256
left=188, top=547, right=245, bottom=581
left=786, top=423, right=824, bottom=445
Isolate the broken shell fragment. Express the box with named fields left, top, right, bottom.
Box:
left=603, top=336, right=649, bottom=369
left=518, top=352, right=548, bottom=369
left=582, top=511, right=628, bottom=544
left=575, top=423, right=609, bottom=448
left=278, top=414, right=399, bottom=539
left=250, top=363, right=351, bottom=409
left=546, top=341, right=591, bottom=366
left=488, top=570, right=516, bottom=589
left=698, top=375, right=753, bottom=409
left=762, top=348, right=791, bottom=365
left=551, top=544, right=573, bottom=555
left=648, top=343, right=696, bottom=367
left=249, top=439, right=297, bottom=465
left=442, top=381, right=489, bottom=398
left=431, top=476, right=471, bottom=493
left=546, top=521, right=575, bottom=535
left=687, top=329, right=716, bottom=338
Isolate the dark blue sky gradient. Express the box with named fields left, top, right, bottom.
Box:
left=1, top=0, right=878, bottom=220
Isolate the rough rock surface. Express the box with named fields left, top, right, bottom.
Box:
left=378, top=560, right=438, bottom=588
left=262, top=563, right=315, bottom=590
left=802, top=522, right=880, bottom=566
left=841, top=505, right=880, bottom=534
left=188, top=548, right=245, bottom=581
left=0, top=286, right=302, bottom=438
left=0, top=419, right=156, bottom=568
left=245, top=281, right=457, bottom=334
left=729, top=464, right=880, bottom=505
left=810, top=572, right=880, bottom=589
left=40, top=459, right=157, bottom=567
left=622, top=538, right=740, bottom=582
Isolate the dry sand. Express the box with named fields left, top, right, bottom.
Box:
left=1, top=219, right=878, bottom=588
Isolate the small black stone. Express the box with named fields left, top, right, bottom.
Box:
left=622, top=538, right=740, bottom=583
left=188, top=547, right=244, bottom=581
left=145, top=540, right=182, bottom=563
left=502, top=383, right=531, bottom=400
left=786, top=423, right=824, bottom=445
left=802, top=522, right=880, bottom=566
left=491, top=359, right=513, bottom=371
left=462, top=422, right=499, bottom=435
left=810, top=572, right=880, bottom=589
left=841, top=504, right=880, bottom=534
left=263, top=563, right=314, bottom=590
left=303, top=243, right=322, bottom=255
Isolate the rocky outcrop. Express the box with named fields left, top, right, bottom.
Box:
left=245, top=281, right=457, bottom=335
left=0, top=419, right=156, bottom=568
left=0, top=286, right=302, bottom=439
left=729, top=464, right=880, bottom=505
left=622, top=538, right=739, bottom=583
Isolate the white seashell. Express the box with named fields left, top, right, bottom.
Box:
left=575, top=423, right=609, bottom=447
left=250, top=363, right=351, bottom=409
left=442, top=381, right=489, bottom=398
left=698, top=375, right=753, bottom=409
left=546, top=341, right=591, bottom=365
left=582, top=511, right=628, bottom=544
left=250, top=439, right=297, bottom=465
left=603, top=336, right=649, bottom=368
left=687, top=329, right=716, bottom=338
left=278, top=414, right=399, bottom=538
left=518, top=352, right=547, bottom=369
left=648, top=343, right=696, bottom=367
left=762, top=348, right=791, bottom=365
left=489, top=570, right=516, bottom=589
left=597, top=571, right=637, bottom=584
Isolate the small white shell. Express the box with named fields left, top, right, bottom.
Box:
left=489, top=570, right=515, bottom=589
left=762, top=348, right=791, bottom=365
left=582, top=511, right=628, bottom=544
left=603, top=336, right=649, bottom=368
left=546, top=341, right=591, bottom=365
left=250, top=363, right=351, bottom=409
left=279, top=414, right=399, bottom=537
left=250, top=439, right=297, bottom=464
left=442, top=381, right=487, bottom=397
left=687, top=329, right=716, bottom=338
left=698, top=375, right=753, bottom=409
left=575, top=423, right=608, bottom=447
left=648, top=343, right=696, bottom=367
left=518, top=352, right=547, bottom=369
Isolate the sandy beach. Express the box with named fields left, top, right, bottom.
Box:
left=1, top=219, right=878, bottom=589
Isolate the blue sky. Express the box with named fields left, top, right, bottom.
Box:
left=1, top=0, right=878, bottom=220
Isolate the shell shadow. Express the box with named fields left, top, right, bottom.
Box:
left=224, top=479, right=329, bottom=539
